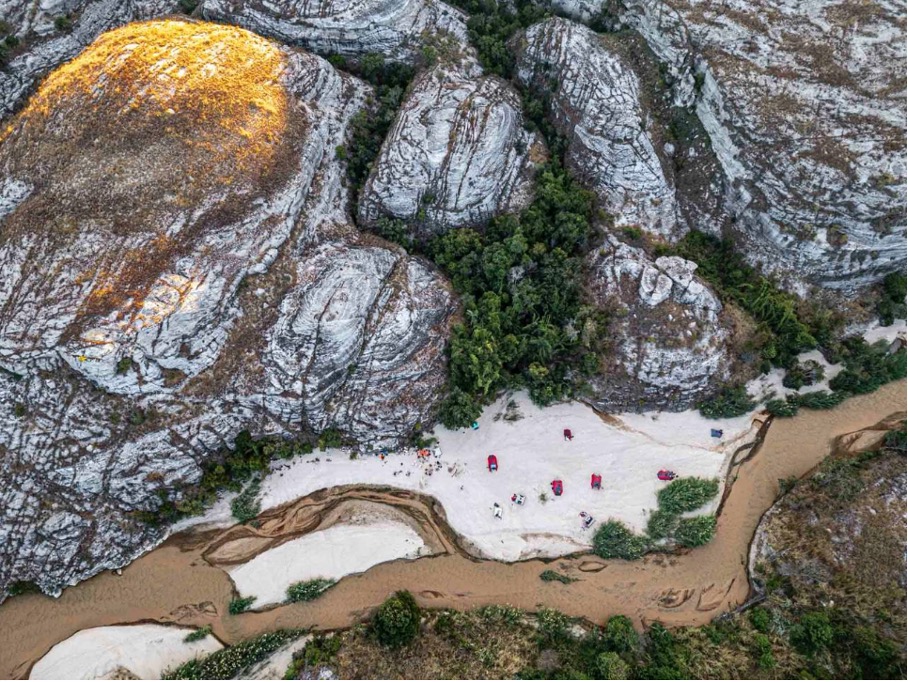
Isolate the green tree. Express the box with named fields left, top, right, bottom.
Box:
left=604, top=615, right=639, bottom=653
left=597, top=651, right=629, bottom=680
left=372, top=591, right=421, bottom=648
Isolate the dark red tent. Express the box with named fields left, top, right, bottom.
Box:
left=551, top=479, right=563, bottom=496
left=657, top=470, right=676, bottom=481
left=590, top=474, right=602, bottom=489
left=487, top=454, right=498, bottom=472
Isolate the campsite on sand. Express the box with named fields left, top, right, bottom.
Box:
left=7, top=379, right=904, bottom=680
left=180, top=389, right=755, bottom=564
left=5, top=324, right=906, bottom=680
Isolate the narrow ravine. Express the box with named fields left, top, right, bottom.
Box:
left=0, top=380, right=904, bottom=679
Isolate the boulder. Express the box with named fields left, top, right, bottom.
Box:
left=515, top=17, right=685, bottom=241
left=359, top=59, right=542, bottom=234
left=552, top=0, right=906, bottom=292
left=586, top=236, right=733, bottom=410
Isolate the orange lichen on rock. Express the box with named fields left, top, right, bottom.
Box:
left=2, top=18, right=288, bottom=171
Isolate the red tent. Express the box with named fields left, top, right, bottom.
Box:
left=563, top=428, right=573, bottom=441
left=487, top=454, right=498, bottom=472
left=657, top=470, right=677, bottom=481
left=590, top=474, right=602, bottom=489
left=551, top=479, right=563, bottom=496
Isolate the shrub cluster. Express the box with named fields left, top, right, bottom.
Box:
left=183, top=625, right=212, bottom=643
left=372, top=590, right=421, bottom=648
left=230, top=480, right=261, bottom=523
left=657, top=477, right=720, bottom=514
left=876, top=272, right=906, bottom=326
left=662, top=232, right=820, bottom=366
left=431, top=164, right=604, bottom=427
left=697, top=384, right=756, bottom=419
left=228, top=595, right=256, bottom=615
left=164, top=630, right=301, bottom=679
left=594, top=477, right=720, bottom=558
left=286, top=578, right=335, bottom=603
left=330, top=53, right=415, bottom=200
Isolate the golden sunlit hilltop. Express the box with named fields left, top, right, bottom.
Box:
left=0, top=17, right=310, bottom=327
left=1, top=18, right=302, bottom=234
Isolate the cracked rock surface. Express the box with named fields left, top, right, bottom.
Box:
left=586, top=236, right=733, bottom=410
left=0, top=18, right=455, bottom=598
left=554, top=0, right=906, bottom=292
left=359, top=59, right=543, bottom=234
left=515, top=17, right=685, bottom=241
left=200, top=0, right=468, bottom=61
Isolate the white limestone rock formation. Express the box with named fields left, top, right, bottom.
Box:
left=586, top=236, right=733, bottom=410
left=200, top=0, right=469, bottom=62
left=359, top=60, right=542, bottom=233
left=0, top=18, right=456, bottom=599
left=0, top=0, right=182, bottom=118
left=550, top=0, right=907, bottom=292
left=515, top=17, right=685, bottom=241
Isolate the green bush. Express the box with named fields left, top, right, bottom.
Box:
left=792, top=389, right=847, bottom=410
left=782, top=360, right=824, bottom=389
left=876, top=272, right=906, bottom=326
left=828, top=337, right=906, bottom=396
left=536, top=608, right=571, bottom=645
left=184, top=625, right=212, bottom=643
left=444, top=0, right=546, bottom=79
left=317, top=427, right=344, bottom=451
left=884, top=427, right=906, bottom=452
left=645, top=508, right=678, bottom=540
left=228, top=596, right=256, bottom=615
left=765, top=398, right=798, bottom=417
left=164, top=630, right=301, bottom=679
left=604, top=615, right=639, bottom=653
left=790, top=611, right=834, bottom=655
left=286, top=578, right=335, bottom=603
left=749, top=606, right=771, bottom=633
left=593, top=520, right=648, bottom=560
left=336, top=55, right=415, bottom=198
left=657, top=477, right=719, bottom=515
left=230, top=480, right=261, bottom=523
left=372, top=591, right=421, bottom=648
left=698, top=384, right=755, bottom=419
left=673, top=515, right=716, bottom=547
left=284, top=634, right=342, bottom=679
left=596, top=651, right=629, bottom=680
left=641, top=623, right=687, bottom=679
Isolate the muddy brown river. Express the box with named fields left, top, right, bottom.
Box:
left=1, top=380, right=904, bottom=678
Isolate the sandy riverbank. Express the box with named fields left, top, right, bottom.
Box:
left=2, top=379, right=903, bottom=679
left=28, top=624, right=222, bottom=679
